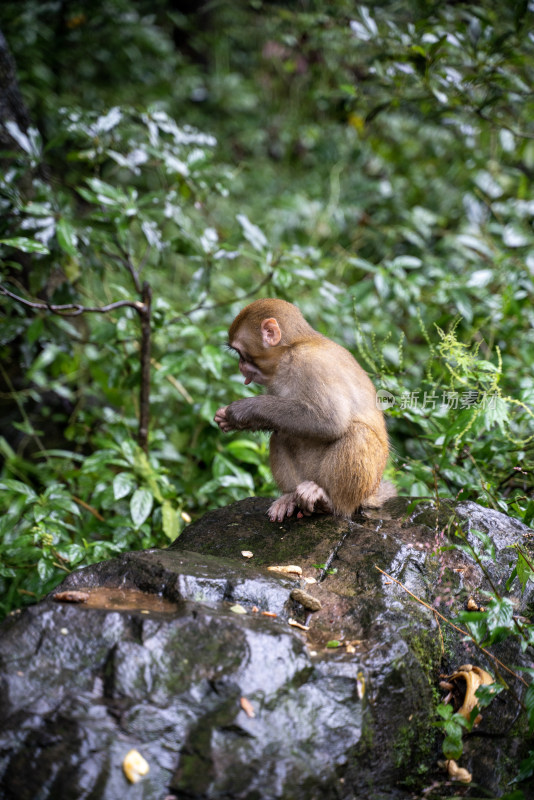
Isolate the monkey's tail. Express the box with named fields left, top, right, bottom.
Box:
left=363, top=479, right=397, bottom=508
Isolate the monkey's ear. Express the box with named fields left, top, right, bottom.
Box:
left=260, top=318, right=282, bottom=347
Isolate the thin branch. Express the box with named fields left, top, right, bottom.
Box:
left=151, top=358, right=194, bottom=404
left=112, top=238, right=142, bottom=294
left=374, top=565, right=528, bottom=690
left=138, top=281, right=152, bottom=453
left=1, top=280, right=153, bottom=453
left=0, top=284, right=144, bottom=316
left=72, top=496, right=105, bottom=522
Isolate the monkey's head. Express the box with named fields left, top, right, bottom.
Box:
left=228, top=299, right=315, bottom=386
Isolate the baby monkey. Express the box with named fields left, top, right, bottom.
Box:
left=214, top=299, right=392, bottom=522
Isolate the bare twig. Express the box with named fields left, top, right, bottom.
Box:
left=72, top=496, right=105, bottom=522
left=138, top=281, right=152, bottom=453
left=112, top=238, right=142, bottom=294
left=1, top=280, right=154, bottom=453
left=151, top=358, right=194, bottom=404
left=0, top=284, right=143, bottom=316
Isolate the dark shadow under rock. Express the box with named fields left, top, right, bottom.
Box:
left=0, top=497, right=532, bottom=800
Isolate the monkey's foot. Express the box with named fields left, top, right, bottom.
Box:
left=294, top=481, right=334, bottom=515
left=268, top=493, right=298, bottom=522
left=267, top=483, right=334, bottom=522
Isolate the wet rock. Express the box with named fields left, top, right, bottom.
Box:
left=0, top=497, right=532, bottom=800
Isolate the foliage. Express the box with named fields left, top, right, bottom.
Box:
left=0, top=1, right=533, bottom=792
left=0, top=103, right=276, bottom=613
left=0, top=2, right=532, bottom=615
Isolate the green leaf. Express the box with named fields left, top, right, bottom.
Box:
left=0, top=237, right=50, bottom=254
left=82, top=450, right=121, bottom=471
left=225, top=439, right=264, bottom=465
left=456, top=611, right=487, bottom=643
left=436, top=703, right=453, bottom=720
left=85, top=177, right=128, bottom=204
left=236, top=213, right=268, bottom=251
left=58, top=543, right=85, bottom=563
left=326, top=640, right=342, bottom=648
left=37, top=558, right=56, bottom=582
left=484, top=395, right=510, bottom=432
left=162, top=500, right=179, bottom=540
left=486, top=596, right=514, bottom=638
left=522, top=501, right=534, bottom=527
left=469, top=528, right=496, bottom=561
left=511, top=749, right=534, bottom=784
left=21, top=201, right=54, bottom=217
left=506, top=565, right=518, bottom=592
left=130, top=488, right=153, bottom=529
left=56, top=218, right=79, bottom=257
left=525, top=684, right=534, bottom=733
left=113, top=472, right=135, bottom=500
left=516, top=550, right=534, bottom=592
left=201, top=344, right=224, bottom=379
left=475, top=682, right=503, bottom=708
left=218, top=474, right=255, bottom=490
left=0, top=480, right=38, bottom=500
left=272, top=267, right=293, bottom=289
left=442, top=731, right=463, bottom=761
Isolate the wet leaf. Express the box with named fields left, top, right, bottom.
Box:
left=0, top=237, right=50, bottom=254
left=130, top=488, right=153, bottom=529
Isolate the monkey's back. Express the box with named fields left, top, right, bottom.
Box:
left=269, top=337, right=389, bottom=516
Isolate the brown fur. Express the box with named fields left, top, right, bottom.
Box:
left=216, top=299, right=392, bottom=519
left=229, top=298, right=315, bottom=346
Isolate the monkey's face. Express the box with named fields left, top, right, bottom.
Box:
left=229, top=329, right=269, bottom=386
left=238, top=356, right=266, bottom=386
left=229, top=319, right=283, bottom=387
left=231, top=342, right=267, bottom=386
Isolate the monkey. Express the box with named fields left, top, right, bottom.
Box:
left=214, top=298, right=393, bottom=522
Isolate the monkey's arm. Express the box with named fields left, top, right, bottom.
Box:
left=215, top=396, right=348, bottom=441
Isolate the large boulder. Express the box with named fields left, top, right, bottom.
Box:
left=0, top=497, right=532, bottom=799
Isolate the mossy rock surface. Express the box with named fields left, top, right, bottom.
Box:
left=0, top=497, right=532, bottom=799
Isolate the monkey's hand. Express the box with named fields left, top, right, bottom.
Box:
left=215, top=401, right=255, bottom=432
left=214, top=406, right=235, bottom=433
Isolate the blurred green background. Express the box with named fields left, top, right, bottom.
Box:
left=0, top=0, right=532, bottom=611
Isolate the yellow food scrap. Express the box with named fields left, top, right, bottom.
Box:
left=288, top=617, right=309, bottom=631
left=267, top=565, right=302, bottom=576
left=122, top=749, right=149, bottom=784
left=240, top=696, right=256, bottom=718
left=445, top=759, right=472, bottom=783
left=356, top=671, right=366, bottom=700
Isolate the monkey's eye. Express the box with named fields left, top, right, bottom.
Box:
left=225, top=344, right=240, bottom=358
